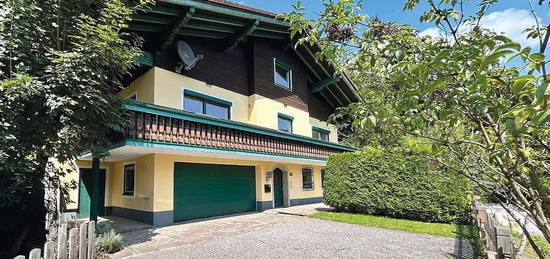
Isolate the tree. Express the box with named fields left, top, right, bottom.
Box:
left=0, top=0, right=150, bottom=256
left=281, top=0, right=550, bottom=257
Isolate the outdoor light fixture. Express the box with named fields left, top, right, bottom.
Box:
left=265, top=171, right=273, bottom=182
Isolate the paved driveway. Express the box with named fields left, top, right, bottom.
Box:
left=110, top=204, right=472, bottom=259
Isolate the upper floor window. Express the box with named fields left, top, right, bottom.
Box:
left=312, top=126, right=330, bottom=141
left=183, top=89, right=231, bottom=120
left=277, top=113, right=293, bottom=133
left=274, top=59, right=292, bottom=90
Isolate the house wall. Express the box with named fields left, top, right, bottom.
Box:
left=117, top=68, right=155, bottom=102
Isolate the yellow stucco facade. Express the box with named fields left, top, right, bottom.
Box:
left=66, top=66, right=339, bottom=226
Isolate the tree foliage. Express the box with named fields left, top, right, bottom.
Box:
left=281, top=0, right=550, bottom=256
left=0, top=0, right=150, bottom=256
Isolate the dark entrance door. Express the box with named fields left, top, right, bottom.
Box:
left=273, top=168, right=284, bottom=207
left=78, top=168, right=106, bottom=218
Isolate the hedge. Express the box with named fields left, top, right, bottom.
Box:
left=324, top=147, right=471, bottom=223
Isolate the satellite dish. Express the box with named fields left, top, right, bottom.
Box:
left=175, top=40, right=204, bottom=73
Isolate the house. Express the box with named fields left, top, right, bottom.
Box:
left=66, top=0, right=359, bottom=227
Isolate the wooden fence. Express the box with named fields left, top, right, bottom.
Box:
left=14, top=221, right=96, bottom=259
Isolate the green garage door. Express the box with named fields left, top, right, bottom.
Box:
left=173, top=162, right=256, bottom=222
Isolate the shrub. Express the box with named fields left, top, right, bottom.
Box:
left=96, top=229, right=124, bottom=254
left=324, top=147, right=471, bottom=223
left=96, top=221, right=115, bottom=235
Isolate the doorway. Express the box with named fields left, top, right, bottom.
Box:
left=273, top=168, right=284, bottom=208
left=78, top=168, right=106, bottom=218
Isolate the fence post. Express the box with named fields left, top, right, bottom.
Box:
left=44, top=241, right=53, bottom=259
left=87, top=221, right=96, bottom=259
left=79, top=222, right=88, bottom=259
left=29, top=248, right=41, bottom=259
left=68, top=228, right=78, bottom=259
left=58, top=223, right=67, bottom=259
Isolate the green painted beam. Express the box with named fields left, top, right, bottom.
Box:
left=250, top=31, right=288, bottom=39
left=319, top=91, right=336, bottom=108
left=127, top=23, right=164, bottom=32
left=160, top=7, right=195, bottom=49
left=185, top=21, right=239, bottom=34
left=192, top=12, right=248, bottom=27
left=158, top=0, right=289, bottom=27
left=225, top=20, right=259, bottom=52
left=326, top=87, right=344, bottom=106
left=312, top=76, right=341, bottom=93
left=177, top=29, right=228, bottom=39
left=139, top=6, right=180, bottom=16
left=131, top=14, right=172, bottom=25
left=291, top=46, right=321, bottom=80
left=135, top=51, right=155, bottom=67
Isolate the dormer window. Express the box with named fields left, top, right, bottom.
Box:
left=274, top=59, right=292, bottom=90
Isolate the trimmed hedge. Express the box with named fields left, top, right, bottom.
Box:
left=324, top=147, right=471, bottom=223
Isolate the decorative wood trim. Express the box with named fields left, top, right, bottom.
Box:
left=160, top=7, right=196, bottom=49
left=225, top=19, right=259, bottom=52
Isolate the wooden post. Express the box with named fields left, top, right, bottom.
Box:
left=90, top=157, right=100, bottom=222
left=29, top=248, right=41, bottom=259
left=87, top=221, right=96, bottom=259
left=44, top=241, right=53, bottom=259
left=79, top=222, right=88, bottom=259
left=68, top=228, right=78, bottom=259
left=58, top=223, right=67, bottom=259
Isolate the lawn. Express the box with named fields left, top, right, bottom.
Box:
left=309, top=211, right=477, bottom=239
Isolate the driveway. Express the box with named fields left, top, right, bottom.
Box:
left=110, top=204, right=472, bottom=259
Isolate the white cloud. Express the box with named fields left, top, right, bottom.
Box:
left=419, top=27, right=443, bottom=38
left=419, top=8, right=539, bottom=48
left=480, top=8, right=538, bottom=48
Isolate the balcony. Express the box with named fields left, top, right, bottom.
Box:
left=115, top=100, right=356, bottom=161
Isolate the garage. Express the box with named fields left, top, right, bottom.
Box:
left=173, top=162, right=256, bottom=222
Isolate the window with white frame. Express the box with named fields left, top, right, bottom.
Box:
left=302, top=168, right=314, bottom=190
left=274, top=59, right=292, bottom=90
left=123, top=164, right=135, bottom=196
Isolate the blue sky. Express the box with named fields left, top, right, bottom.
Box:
left=231, top=0, right=550, bottom=50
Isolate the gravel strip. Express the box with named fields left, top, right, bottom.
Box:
left=127, top=217, right=473, bottom=259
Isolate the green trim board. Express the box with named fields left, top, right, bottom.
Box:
left=275, top=59, right=293, bottom=71
left=123, top=100, right=356, bottom=152
left=183, top=89, right=232, bottom=106
left=158, top=0, right=289, bottom=27
left=125, top=139, right=328, bottom=163
left=312, top=126, right=330, bottom=133
left=312, top=76, right=341, bottom=93
left=135, top=52, right=155, bottom=67
left=277, top=112, right=294, bottom=121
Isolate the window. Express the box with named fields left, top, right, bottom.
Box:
left=312, top=127, right=330, bottom=141
left=274, top=59, right=292, bottom=90
left=277, top=113, right=293, bottom=133
left=302, top=168, right=314, bottom=190
left=183, top=89, right=231, bottom=120
left=123, top=164, right=135, bottom=196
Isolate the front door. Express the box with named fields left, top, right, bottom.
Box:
left=78, top=168, right=106, bottom=218
left=273, top=168, right=284, bottom=207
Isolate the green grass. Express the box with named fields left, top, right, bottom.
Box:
left=309, top=211, right=477, bottom=239
left=511, top=231, right=550, bottom=259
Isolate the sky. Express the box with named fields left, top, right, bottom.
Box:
left=230, top=0, right=550, bottom=50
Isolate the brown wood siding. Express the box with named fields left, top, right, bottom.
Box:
left=252, top=38, right=309, bottom=112
left=155, top=37, right=250, bottom=96
left=308, top=93, right=333, bottom=121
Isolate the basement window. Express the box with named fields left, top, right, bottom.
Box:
left=123, top=163, right=135, bottom=196
left=302, top=168, right=314, bottom=191
left=274, top=59, right=292, bottom=90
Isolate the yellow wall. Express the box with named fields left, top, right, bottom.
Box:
left=117, top=68, right=155, bottom=102
left=108, top=154, right=156, bottom=212
left=152, top=153, right=324, bottom=212
left=119, top=67, right=339, bottom=143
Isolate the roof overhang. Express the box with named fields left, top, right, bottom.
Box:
left=128, top=0, right=360, bottom=106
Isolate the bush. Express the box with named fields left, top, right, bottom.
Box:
left=96, top=222, right=123, bottom=254
left=324, top=146, right=471, bottom=223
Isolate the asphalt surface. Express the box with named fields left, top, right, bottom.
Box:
left=128, top=217, right=473, bottom=259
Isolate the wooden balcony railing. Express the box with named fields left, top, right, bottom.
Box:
left=119, top=101, right=356, bottom=160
